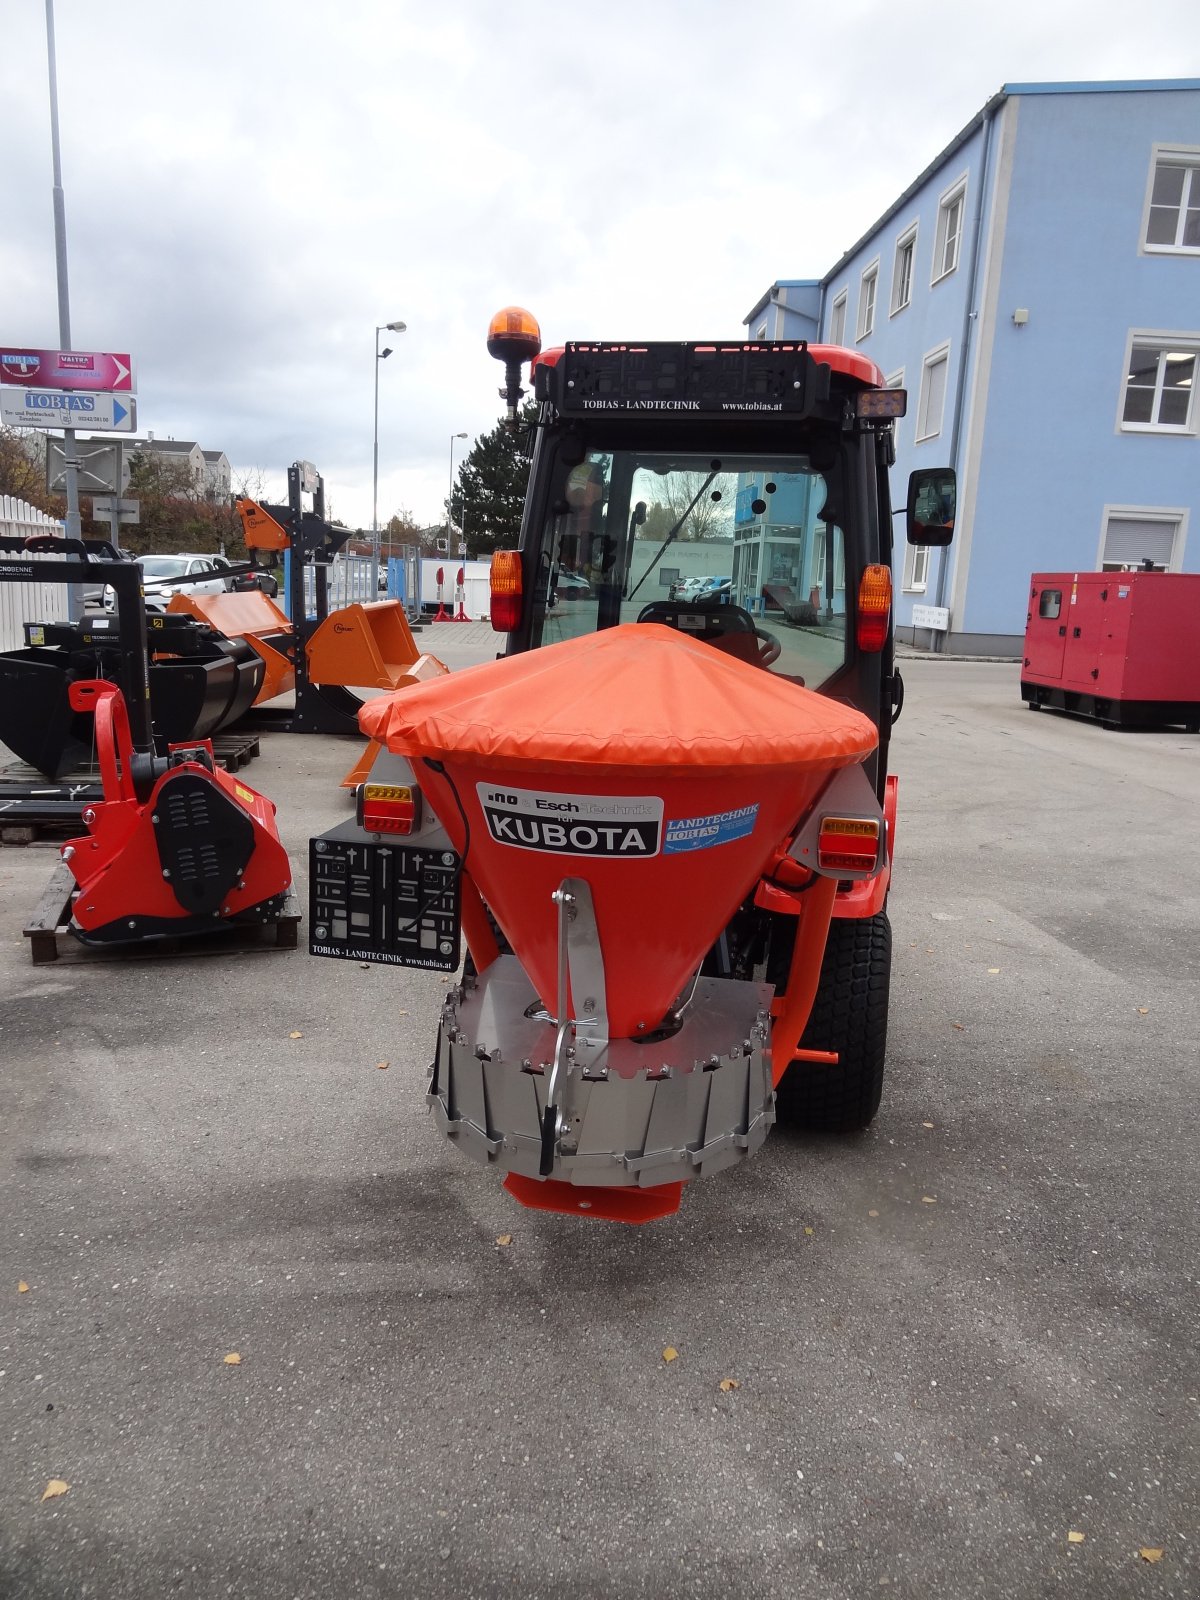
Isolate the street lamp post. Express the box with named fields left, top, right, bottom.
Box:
left=372, top=319, right=406, bottom=591
left=448, top=431, right=467, bottom=558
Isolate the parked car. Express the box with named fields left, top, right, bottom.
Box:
left=103, top=553, right=231, bottom=615
left=669, top=575, right=731, bottom=602
left=552, top=570, right=593, bottom=601
left=231, top=569, right=280, bottom=599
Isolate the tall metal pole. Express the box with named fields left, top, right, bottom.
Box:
left=448, top=431, right=467, bottom=555
left=45, top=0, right=83, bottom=617
left=371, top=321, right=406, bottom=593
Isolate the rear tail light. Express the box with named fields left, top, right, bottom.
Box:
left=357, top=782, right=421, bottom=836
left=490, top=550, right=523, bottom=632
left=817, top=815, right=882, bottom=873
left=857, top=563, right=892, bottom=652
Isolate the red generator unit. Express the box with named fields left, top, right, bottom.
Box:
left=1022, top=571, right=1200, bottom=732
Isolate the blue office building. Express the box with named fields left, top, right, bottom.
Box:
left=744, top=80, right=1200, bottom=653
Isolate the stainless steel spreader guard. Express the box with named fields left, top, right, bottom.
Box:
left=429, top=955, right=775, bottom=1189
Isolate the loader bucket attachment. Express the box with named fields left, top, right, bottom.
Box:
left=167, top=591, right=295, bottom=704
left=0, top=649, right=90, bottom=778
left=360, top=623, right=878, bottom=1040
left=236, top=497, right=290, bottom=553
left=306, top=600, right=422, bottom=690
left=147, top=640, right=265, bottom=742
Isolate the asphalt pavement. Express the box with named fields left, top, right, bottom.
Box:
left=1, top=649, right=1197, bottom=1599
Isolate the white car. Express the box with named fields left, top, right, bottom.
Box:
left=104, top=554, right=231, bottom=614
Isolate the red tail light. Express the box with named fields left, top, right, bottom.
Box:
left=817, top=815, right=882, bottom=873
left=857, top=564, right=892, bottom=653
left=490, top=550, right=523, bottom=632
left=357, top=782, right=421, bottom=835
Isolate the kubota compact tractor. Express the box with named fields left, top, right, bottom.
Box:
left=310, top=309, right=956, bottom=1222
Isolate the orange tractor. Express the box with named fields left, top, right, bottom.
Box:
left=310, top=311, right=956, bottom=1222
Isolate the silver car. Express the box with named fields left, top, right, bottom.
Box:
left=103, top=554, right=230, bottom=614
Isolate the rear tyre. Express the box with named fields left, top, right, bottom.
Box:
left=774, top=912, right=891, bottom=1133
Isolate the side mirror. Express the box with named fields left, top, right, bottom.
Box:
left=907, top=468, right=956, bottom=546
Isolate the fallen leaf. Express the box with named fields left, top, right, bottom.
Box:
left=1137, top=1008, right=1149, bottom=1016
left=375, top=1061, right=390, bottom=1071
left=223, top=1352, right=241, bottom=1366
left=289, top=1031, right=303, bottom=1040
left=495, top=1234, right=512, bottom=1247
left=397, top=1010, right=409, bottom=1016
left=1067, top=1530, right=1085, bottom=1544
left=18, top=1281, right=29, bottom=1293
left=951, top=1022, right=965, bottom=1031
left=868, top=1210, right=880, bottom=1218
left=41, top=1480, right=69, bottom=1502
left=719, top=1378, right=740, bottom=1392
left=922, top=1121, right=935, bottom=1129
left=804, top=1226, right=814, bottom=1236
left=987, top=968, right=1001, bottom=975
left=925, top=947, right=934, bottom=954
left=662, top=1346, right=678, bottom=1363
left=921, top=1196, right=937, bottom=1204
left=1138, top=1548, right=1164, bottom=1564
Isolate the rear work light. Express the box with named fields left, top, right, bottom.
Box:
left=856, top=388, right=907, bottom=419
left=817, top=815, right=882, bottom=874
left=357, top=782, right=422, bottom=836
left=490, top=549, right=523, bottom=632
left=857, top=563, right=892, bottom=653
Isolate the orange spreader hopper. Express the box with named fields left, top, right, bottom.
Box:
left=360, top=625, right=881, bottom=1221
left=360, top=623, right=877, bottom=1040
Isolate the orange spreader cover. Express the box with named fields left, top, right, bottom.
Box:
left=359, top=625, right=878, bottom=1034
left=360, top=625, right=875, bottom=774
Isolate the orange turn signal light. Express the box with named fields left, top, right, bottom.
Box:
left=357, top=782, right=421, bottom=836
left=490, top=549, right=523, bottom=632
left=857, top=563, right=892, bottom=653
left=818, top=815, right=882, bottom=873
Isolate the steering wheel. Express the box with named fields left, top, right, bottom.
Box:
left=636, top=599, right=782, bottom=668
left=753, top=625, right=782, bottom=666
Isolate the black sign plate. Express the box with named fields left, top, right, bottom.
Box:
left=550, top=341, right=831, bottom=419
left=308, top=834, right=461, bottom=971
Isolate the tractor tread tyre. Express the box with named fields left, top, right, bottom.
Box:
left=775, top=912, right=891, bottom=1134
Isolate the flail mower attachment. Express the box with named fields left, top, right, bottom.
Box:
left=61, top=680, right=292, bottom=947
left=315, top=625, right=883, bottom=1223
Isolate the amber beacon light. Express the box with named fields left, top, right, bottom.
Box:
left=487, top=306, right=542, bottom=426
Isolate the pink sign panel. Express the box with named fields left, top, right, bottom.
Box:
left=0, top=348, right=134, bottom=392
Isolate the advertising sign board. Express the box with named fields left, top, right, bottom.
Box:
left=2, top=389, right=136, bottom=432
left=0, top=348, right=134, bottom=391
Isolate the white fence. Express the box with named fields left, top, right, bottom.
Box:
left=0, top=496, right=70, bottom=652
left=300, top=555, right=379, bottom=617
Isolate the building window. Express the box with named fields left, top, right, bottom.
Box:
left=829, top=291, right=848, bottom=345
left=1144, top=149, right=1200, bottom=252
left=891, top=225, right=917, bottom=314
left=904, top=542, right=931, bottom=592
left=1099, top=508, right=1186, bottom=572
left=857, top=262, right=879, bottom=340
left=1120, top=337, right=1198, bottom=431
left=932, top=177, right=967, bottom=283
left=756, top=322, right=768, bottom=341
left=915, top=344, right=950, bottom=441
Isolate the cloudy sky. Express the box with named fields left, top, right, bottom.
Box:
left=2, top=0, right=1197, bottom=531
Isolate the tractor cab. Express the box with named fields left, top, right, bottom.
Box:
left=486, top=310, right=956, bottom=799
